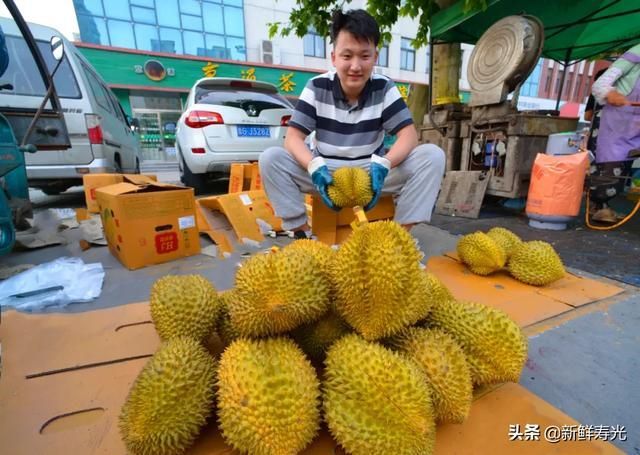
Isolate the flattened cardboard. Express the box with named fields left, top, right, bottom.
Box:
left=228, top=162, right=261, bottom=193
left=83, top=173, right=157, bottom=213
left=96, top=180, right=200, bottom=270
left=0, top=300, right=624, bottom=455
left=426, top=255, right=624, bottom=327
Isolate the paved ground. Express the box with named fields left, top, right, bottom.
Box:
left=1, top=174, right=638, bottom=453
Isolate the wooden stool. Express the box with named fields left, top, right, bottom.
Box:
left=306, top=195, right=395, bottom=245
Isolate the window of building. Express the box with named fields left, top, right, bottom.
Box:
left=554, top=69, right=564, bottom=96
left=73, top=0, right=246, bottom=60
left=303, top=27, right=325, bottom=58
left=564, top=70, right=574, bottom=100
left=520, top=59, right=542, bottom=97
left=573, top=73, right=583, bottom=100
left=376, top=44, right=389, bottom=67
left=400, top=37, right=415, bottom=71
left=544, top=66, right=553, bottom=94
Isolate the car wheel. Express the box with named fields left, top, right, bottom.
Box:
left=114, top=155, right=123, bottom=174
left=181, top=155, right=207, bottom=195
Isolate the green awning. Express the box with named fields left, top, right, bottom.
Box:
left=430, top=0, right=640, bottom=62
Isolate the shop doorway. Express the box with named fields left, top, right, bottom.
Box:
left=130, top=91, right=183, bottom=162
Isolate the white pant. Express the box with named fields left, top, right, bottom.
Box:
left=259, top=143, right=446, bottom=230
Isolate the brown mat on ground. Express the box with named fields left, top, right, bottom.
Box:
left=426, top=254, right=624, bottom=327
left=0, top=298, right=623, bottom=454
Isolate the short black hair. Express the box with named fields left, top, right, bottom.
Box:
left=330, top=9, right=380, bottom=47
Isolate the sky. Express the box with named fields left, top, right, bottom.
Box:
left=0, top=0, right=79, bottom=40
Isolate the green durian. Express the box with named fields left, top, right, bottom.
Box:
left=457, top=231, right=507, bottom=275
left=392, top=327, right=472, bottom=423
left=150, top=275, right=219, bottom=343
left=487, top=227, right=523, bottom=259
left=291, top=310, right=351, bottom=361
left=323, top=334, right=436, bottom=455
left=217, top=338, right=320, bottom=455
left=426, top=299, right=528, bottom=385
left=327, top=167, right=373, bottom=208
left=508, top=240, right=565, bottom=286
left=332, top=221, right=432, bottom=340
left=231, top=248, right=331, bottom=337
left=119, top=338, right=216, bottom=455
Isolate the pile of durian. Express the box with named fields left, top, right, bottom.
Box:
left=457, top=227, right=566, bottom=286
left=119, top=221, right=528, bottom=455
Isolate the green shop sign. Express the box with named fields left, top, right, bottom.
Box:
left=77, top=44, right=410, bottom=99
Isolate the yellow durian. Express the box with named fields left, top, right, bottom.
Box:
left=487, top=227, right=523, bottom=259
left=457, top=231, right=507, bottom=275
left=328, top=167, right=373, bottom=208
left=150, top=275, right=219, bottom=343
left=217, top=338, right=320, bottom=455
left=426, top=299, right=528, bottom=385
left=508, top=240, right=565, bottom=286
left=119, top=338, right=216, bottom=455
left=323, top=334, right=436, bottom=455
left=332, top=221, right=431, bottom=340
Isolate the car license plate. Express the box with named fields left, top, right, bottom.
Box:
left=237, top=126, right=270, bottom=137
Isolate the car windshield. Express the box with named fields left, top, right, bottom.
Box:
left=0, top=35, right=81, bottom=98
left=195, top=86, right=293, bottom=111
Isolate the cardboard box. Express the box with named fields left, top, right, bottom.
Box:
left=95, top=180, right=200, bottom=270
left=83, top=173, right=157, bottom=213
left=310, top=195, right=395, bottom=245
left=228, top=162, right=261, bottom=193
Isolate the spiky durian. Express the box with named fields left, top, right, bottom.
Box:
left=291, top=310, right=351, bottom=361
left=425, top=272, right=454, bottom=305
left=487, top=227, right=523, bottom=259
left=426, top=299, right=528, bottom=385
left=331, top=221, right=432, bottom=340
left=119, top=338, right=216, bottom=455
left=392, top=327, right=472, bottom=423
left=216, top=289, right=242, bottom=347
left=327, top=167, right=373, bottom=208
left=217, top=338, right=320, bottom=455
left=457, top=231, right=507, bottom=275
left=508, top=240, right=565, bottom=286
left=282, top=239, right=336, bottom=292
left=150, top=275, right=219, bottom=343
left=323, top=334, right=436, bottom=455
left=231, top=248, right=331, bottom=337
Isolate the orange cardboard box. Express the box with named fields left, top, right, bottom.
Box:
left=95, top=180, right=200, bottom=270
left=83, top=173, right=157, bottom=213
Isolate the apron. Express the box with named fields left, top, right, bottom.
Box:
left=595, top=51, right=640, bottom=163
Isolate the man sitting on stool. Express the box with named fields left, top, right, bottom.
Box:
left=259, top=9, right=445, bottom=239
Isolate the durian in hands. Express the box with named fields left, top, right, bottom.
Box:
left=327, top=167, right=373, bottom=208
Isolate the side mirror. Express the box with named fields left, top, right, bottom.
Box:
left=50, top=35, right=64, bottom=61
left=130, top=117, right=140, bottom=128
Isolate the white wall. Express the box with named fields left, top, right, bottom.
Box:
left=0, top=0, right=79, bottom=40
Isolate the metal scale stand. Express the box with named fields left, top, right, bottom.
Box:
left=436, top=16, right=579, bottom=218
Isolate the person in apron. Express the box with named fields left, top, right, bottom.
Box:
left=590, top=44, right=640, bottom=223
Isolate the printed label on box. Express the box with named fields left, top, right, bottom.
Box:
left=178, top=215, right=196, bottom=230
left=155, top=232, right=178, bottom=254
left=239, top=194, right=252, bottom=206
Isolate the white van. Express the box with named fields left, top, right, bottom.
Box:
left=0, top=18, right=141, bottom=195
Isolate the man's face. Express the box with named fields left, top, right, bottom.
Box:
left=331, top=30, right=378, bottom=99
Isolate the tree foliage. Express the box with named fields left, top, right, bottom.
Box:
left=268, top=0, right=487, bottom=48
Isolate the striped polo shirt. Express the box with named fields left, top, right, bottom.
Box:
left=289, top=71, right=414, bottom=163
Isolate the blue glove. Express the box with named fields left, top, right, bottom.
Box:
left=364, top=155, right=391, bottom=211
left=308, top=157, right=339, bottom=211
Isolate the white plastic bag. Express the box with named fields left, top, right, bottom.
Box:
left=0, top=257, right=105, bottom=311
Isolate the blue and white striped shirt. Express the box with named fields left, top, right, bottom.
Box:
left=289, top=71, right=414, bottom=163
